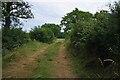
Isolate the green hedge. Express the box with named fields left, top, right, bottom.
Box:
left=2, top=27, right=29, bottom=55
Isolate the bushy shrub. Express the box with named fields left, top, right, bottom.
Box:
left=2, top=27, right=29, bottom=55
left=29, top=26, right=54, bottom=43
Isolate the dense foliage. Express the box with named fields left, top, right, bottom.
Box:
left=2, top=27, right=29, bottom=55
left=2, top=1, right=34, bottom=29
left=61, top=1, right=120, bottom=78
left=57, top=32, right=65, bottom=38
left=61, top=8, right=93, bottom=33
left=29, top=26, right=54, bottom=43
left=41, top=23, right=61, bottom=38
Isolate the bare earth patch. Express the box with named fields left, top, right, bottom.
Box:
left=3, top=46, right=49, bottom=78
left=54, top=44, right=76, bottom=78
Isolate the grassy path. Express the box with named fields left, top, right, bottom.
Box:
left=3, top=40, right=77, bottom=78
left=31, top=41, right=62, bottom=78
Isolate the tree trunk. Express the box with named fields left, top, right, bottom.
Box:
left=5, top=2, right=12, bottom=30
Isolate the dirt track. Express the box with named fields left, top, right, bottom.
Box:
left=3, top=42, right=76, bottom=78
left=54, top=44, right=76, bottom=78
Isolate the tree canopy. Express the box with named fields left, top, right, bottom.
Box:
left=41, top=23, right=61, bottom=38
left=29, top=26, right=54, bottom=43
left=61, top=8, right=93, bottom=33
left=2, top=1, right=34, bottom=29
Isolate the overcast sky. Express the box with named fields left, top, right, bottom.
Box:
left=22, top=0, right=117, bottom=32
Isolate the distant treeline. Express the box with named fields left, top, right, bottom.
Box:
left=2, top=23, right=65, bottom=56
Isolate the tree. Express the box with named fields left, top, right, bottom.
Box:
left=29, top=26, right=54, bottom=43
left=2, top=1, right=34, bottom=29
left=41, top=23, right=61, bottom=37
left=61, top=8, right=93, bottom=33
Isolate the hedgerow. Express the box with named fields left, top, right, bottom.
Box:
left=61, top=1, right=120, bottom=78
left=2, top=27, right=29, bottom=55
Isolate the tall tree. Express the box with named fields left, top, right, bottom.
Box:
left=61, top=8, right=93, bottom=33
left=2, top=1, right=34, bottom=29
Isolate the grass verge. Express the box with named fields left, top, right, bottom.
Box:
left=31, top=41, right=62, bottom=78
left=65, top=40, right=100, bottom=78
left=65, top=40, right=119, bottom=78
left=3, top=40, right=48, bottom=68
left=68, top=53, right=99, bottom=78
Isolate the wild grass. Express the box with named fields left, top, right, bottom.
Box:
left=31, top=41, right=62, bottom=78
left=14, top=40, right=48, bottom=57
left=3, top=40, right=48, bottom=68
left=68, top=53, right=99, bottom=78
left=65, top=40, right=119, bottom=78
left=65, top=40, right=100, bottom=78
